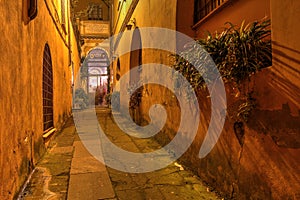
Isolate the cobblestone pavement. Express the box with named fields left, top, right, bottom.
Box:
left=96, top=108, right=222, bottom=200
left=18, top=107, right=222, bottom=200
left=19, top=118, right=76, bottom=200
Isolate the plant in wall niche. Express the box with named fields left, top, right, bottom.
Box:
left=172, top=19, right=272, bottom=122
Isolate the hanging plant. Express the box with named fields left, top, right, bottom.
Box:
left=172, top=19, right=272, bottom=122
left=172, top=19, right=271, bottom=89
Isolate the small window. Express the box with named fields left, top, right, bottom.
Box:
left=194, top=0, right=227, bottom=23
left=42, top=44, right=54, bottom=132
left=130, top=28, right=142, bottom=84
left=87, top=3, right=103, bottom=20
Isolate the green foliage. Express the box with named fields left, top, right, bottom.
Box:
left=172, top=44, right=217, bottom=90
left=172, top=19, right=271, bottom=90
left=172, top=19, right=271, bottom=122
left=237, top=93, right=256, bottom=122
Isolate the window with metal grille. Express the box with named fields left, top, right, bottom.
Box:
left=87, top=4, right=103, bottom=20
left=42, top=44, right=54, bottom=132
left=194, top=0, right=227, bottom=23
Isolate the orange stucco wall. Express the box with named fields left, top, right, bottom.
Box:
left=192, top=0, right=270, bottom=38
left=176, top=0, right=195, bottom=37
left=174, top=0, right=300, bottom=199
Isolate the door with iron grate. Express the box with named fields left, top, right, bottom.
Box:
left=42, top=44, right=54, bottom=132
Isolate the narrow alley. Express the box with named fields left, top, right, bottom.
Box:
left=19, top=108, right=221, bottom=200
left=1, top=1, right=300, bottom=200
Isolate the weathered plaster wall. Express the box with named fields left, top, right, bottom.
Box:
left=176, top=0, right=194, bottom=38
left=177, top=77, right=300, bottom=199
left=193, top=0, right=270, bottom=38
left=111, top=0, right=300, bottom=199
left=112, top=0, right=177, bottom=105
left=171, top=0, right=300, bottom=199
left=0, top=1, right=80, bottom=199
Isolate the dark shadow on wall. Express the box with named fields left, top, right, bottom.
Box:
left=268, top=68, right=300, bottom=109
left=249, top=41, right=300, bottom=148
left=248, top=103, right=300, bottom=148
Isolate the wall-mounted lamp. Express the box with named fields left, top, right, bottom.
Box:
left=126, top=18, right=136, bottom=30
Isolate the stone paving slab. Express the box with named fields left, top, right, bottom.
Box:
left=96, top=108, right=223, bottom=200
left=70, top=156, right=107, bottom=174
left=68, top=120, right=115, bottom=200
left=72, top=141, right=92, bottom=158
left=20, top=108, right=223, bottom=200
left=19, top=116, right=115, bottom=200
left=68, top=172, right=115, bottom=200
left=19, top=118, right=75, bottom=200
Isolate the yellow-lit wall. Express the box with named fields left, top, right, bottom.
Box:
left=112, top=0, right=177, bottom=107
left=0, top=0, right=80, bottom=199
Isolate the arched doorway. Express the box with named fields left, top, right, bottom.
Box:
left=83, top=47, right=110, bottom=106
left=129, top=28, right=143, bottom=124
left=130, top=27, right=142, bottom=84
left=42, top=44, right=54, bottom=132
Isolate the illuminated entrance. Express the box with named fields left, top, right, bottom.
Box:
left=82, top=47, right=110, bottom=105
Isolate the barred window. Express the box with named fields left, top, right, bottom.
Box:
left=194, top=0, right=227, bottom=23
left=87, top=4, right=103, bottom=20
left=42, top=44, right=54, bottom=132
